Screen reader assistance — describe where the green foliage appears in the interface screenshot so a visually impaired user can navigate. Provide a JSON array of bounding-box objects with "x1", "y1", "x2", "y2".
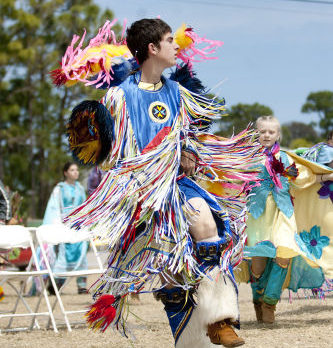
[
  {"x1": 280, "y1": 121, "x2": 318, "y2": 148},
  {"x1": 289, "y1": 138, "x2": 314, "y2": 150},
  {"x1": 215, "y1": 102, "x2": 273, "y2": 137},
  {"x1": 301, "y1": 90, "x2": 333, "y2": 136},
  {"x1": 0, "y1": 0, "x2": 117, "y2": 218}
]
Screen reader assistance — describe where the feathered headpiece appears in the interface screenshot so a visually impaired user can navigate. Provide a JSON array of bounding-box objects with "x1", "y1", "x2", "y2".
[
  {"x1": 174, "y1": 23, "x2": 223, "y2": 69},
  {"x1": 54, "y1": 19, "x2": 223, "y2": 167},
  {"x1": 51, "y1": 19, "x2": 223, "y2": 89}
]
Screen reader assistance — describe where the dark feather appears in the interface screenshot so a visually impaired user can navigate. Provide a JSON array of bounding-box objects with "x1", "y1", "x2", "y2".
[
  {"x1": 169, "y1": 63, "x2": 206, "y2": 94},
  {"x1": 67, "y1": 100, "x2": 113, "y2": 165}
]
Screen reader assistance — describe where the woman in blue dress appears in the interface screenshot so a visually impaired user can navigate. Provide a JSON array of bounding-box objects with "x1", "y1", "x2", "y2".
[{"x1": 43, "y1": 162, "x2": 87, "y2": 293}]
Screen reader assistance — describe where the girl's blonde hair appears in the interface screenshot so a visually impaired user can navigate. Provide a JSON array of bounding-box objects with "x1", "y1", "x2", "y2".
[
  {"x1": 256, "y1": 115, "x2": 282, "y2": 141},
  {"x1": 256, "y1": 115, "x2": 281, "y2": 131}
]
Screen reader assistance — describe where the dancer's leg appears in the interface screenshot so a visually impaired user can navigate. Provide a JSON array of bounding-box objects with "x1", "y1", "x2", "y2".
[
  {"x1": 179, "y1": 197, "x2": 244, "y2": 347},
  {"x1": 176, "y1": 268, "x2": 243, "y2": 348},
  {"x1": 264, "y1": 257, "x2": 289, "y2": 304},
  {"x1": 250, "y1": 257, "x2": 271, "y2": 323},
  {"x1": 261, "y1": 257, "x2": 290, "y2": 324}
]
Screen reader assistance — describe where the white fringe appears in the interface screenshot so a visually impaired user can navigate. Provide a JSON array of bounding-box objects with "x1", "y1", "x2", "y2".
[{"x1": 176, "y1": 267, "x2": 239, "y2": 348}]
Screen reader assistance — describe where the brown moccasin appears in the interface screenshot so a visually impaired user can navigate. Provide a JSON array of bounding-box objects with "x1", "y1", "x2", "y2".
[{"x1": 207, "y1": 320, "x2": 245, "y2": 347}]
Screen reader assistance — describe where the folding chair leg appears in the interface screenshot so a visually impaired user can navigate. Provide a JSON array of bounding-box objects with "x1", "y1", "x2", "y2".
[
  {"x1": 46, "y1": 280, "x2": 64, "y2": 330},
  {"x1": 6, "y1": 281, "x2": 40, "y2": 330},
  {"x1": 90, "y1": 239, "x2": 104, "y2": 271},
  {"x1": 29, "y1": 246, "x2": 58, "y2": 333},
  {"x1": 29, "y1": 290, "x2": 43, "y2": 330},
  {"x1": 41, "y1": 286, "x2": 58, "y2": 333},
  {"x1": 37, "y1": 240, "x2": 72, "y2": 332},
  {"x1": 47, "y1": 277, "x2": 79, "y2": 330},
  {"x1": 48, "y1": 275, "x2": 72, "y2": 331},
  {"x1": 28, "y1": 277, "x2": 58, "y2": 333},
  {"x1": 47, "y1": 283, "x2": 62, "y2": 330},
  {"x1": 6, "y1": 282, "x2": 22, "y2": 330}
]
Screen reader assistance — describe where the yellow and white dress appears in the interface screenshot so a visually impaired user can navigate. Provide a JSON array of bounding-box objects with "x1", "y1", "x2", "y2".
[{"x1": 237, "y1": 149, "x2": 333, "y2": 292}]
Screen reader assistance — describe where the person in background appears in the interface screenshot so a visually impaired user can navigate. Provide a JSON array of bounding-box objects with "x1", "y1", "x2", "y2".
[
  {"x1": 87, "y1": 167, "x2": 105, "y2": 196},
  {"x1": 0, "y1": 179, "x2": 12, "y2": 226},
  {"x1": 43, "y1": 162, "x2": 87, "y2": 294},
  {"x1": 0, "y1": 179, "x2": 12, "y2": 300},
  {"x1": 242, "y1": 116, "x2": 333, "y2": 325},
  {"x1": 327, "y1": 130, "x2": 333, "y2": 147},
  {"x1": 302, "y1": 131, "x2": 333, "y2": 169}
]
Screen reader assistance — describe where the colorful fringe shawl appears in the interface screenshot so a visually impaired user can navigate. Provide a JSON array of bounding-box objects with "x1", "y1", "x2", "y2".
[{"x1": 64, "y1": 84, "x2": 263, "y2": 335}]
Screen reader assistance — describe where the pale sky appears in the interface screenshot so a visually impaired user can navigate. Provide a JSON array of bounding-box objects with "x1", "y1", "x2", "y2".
[{"x1": 98, "y1": 0, "x2": 333, "y2": 126}]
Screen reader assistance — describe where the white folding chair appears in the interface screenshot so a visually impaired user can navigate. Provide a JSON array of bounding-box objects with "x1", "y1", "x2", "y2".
[
  {"x1": 35, "y1": 224, "x2": 105, "y2": 331},
  {"x1": 0, "y1": 225, "x2": 57, "y2": 333}
]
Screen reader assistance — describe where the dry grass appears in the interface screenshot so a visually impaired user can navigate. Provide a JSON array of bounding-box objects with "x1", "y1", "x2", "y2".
[{"x1": 0, "y1": 276, "x2": 332, "y2": 348}]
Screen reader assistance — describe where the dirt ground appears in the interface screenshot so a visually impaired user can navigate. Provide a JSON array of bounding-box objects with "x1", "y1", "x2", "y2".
[{"x1": 0, "y1": 274, "x2": 332, "y2": 348}]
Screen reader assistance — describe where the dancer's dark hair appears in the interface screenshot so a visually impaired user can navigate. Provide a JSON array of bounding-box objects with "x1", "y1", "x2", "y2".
[{"x1": 126, "y1": 18, "x2": 171, "y2": 65}]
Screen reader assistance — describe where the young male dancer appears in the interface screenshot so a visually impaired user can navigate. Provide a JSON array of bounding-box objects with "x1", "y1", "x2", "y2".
[{"x1": 56, "y1": 18, "x2": 263, "y2": 347}]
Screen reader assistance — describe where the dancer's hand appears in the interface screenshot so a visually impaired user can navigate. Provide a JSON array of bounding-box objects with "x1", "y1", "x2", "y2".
[
  {"x1": 317, "y1": 172, "x2": 333, "y2": 182},
  {"x1": 180, "y1": 150, "x2": 196, "y2": 176},
  {"x1": 324, "y1": 172, "x2": 333, "y2": 181}
]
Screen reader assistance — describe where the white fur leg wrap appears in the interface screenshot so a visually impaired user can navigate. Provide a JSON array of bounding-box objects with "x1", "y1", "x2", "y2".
[{"x1": 176, "y1": 267, "x2": 239, "y2": 348}]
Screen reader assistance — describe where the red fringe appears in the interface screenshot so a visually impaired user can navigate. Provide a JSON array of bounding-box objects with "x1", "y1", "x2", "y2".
[
  {"x1": 50, "y1": 68, "x2": 68, "y2": 86},
  {"x1": 271, "y1": 156, "x2": 284, "y2": 175},
  {"x1": 86, "y1": 294, "x2": 116, "y2": 332}
]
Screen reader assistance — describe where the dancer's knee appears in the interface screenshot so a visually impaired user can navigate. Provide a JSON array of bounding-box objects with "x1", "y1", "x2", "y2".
[{"x1": 251, "y1": 257, "x2": 268, "y2": 278}]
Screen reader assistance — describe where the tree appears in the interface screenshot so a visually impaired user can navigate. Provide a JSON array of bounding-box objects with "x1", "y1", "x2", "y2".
[
  {"x1": 301, "y1": 91, "x2": 333, "y2": 136},
  {"x1": 215, "y1": 102, "x2": 273, "y2": 137},
  {"x1": 0, "y1": 0, "x2": 117, "y2": 218},
  {"x1": 289, "y1": 138, "x2": 314, "y2": 150},
  {"x1": 280, "y1": 121, "x2": 318, "y2": 148}
]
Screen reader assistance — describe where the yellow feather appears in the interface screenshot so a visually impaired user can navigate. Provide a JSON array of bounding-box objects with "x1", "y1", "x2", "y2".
[
  {"x1": 174, "y1": 24, "x2": 193, "y2": 51},
  {"x1": 71, "y1": 140, "x2": 101, "y2": 164},
  {"x1": 72, "y1": 44, "x2": 131, "y2": 70},
  {"x1": 65, "y1": 79, "x2": 78, "y2": 87}
]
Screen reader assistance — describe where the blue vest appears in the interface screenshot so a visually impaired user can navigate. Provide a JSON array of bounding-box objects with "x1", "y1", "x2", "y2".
[
  {"x1": 119, "y1": 72, "x2": 181, "y2": 152},
  {"x1": 248, "y1": 151, "x2": 294, "y2": 219}
]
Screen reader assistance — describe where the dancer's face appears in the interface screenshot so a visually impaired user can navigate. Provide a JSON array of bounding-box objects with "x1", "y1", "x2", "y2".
[
  {"x1": 152, "y1": 32, "x2": 179, "y2": 68},
  {"x1": 258, "y1": 120, "x2": 280, "y2": 149},
  {"x1": 64, "y1": 164, "x2": 79, "y2": 181}
]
